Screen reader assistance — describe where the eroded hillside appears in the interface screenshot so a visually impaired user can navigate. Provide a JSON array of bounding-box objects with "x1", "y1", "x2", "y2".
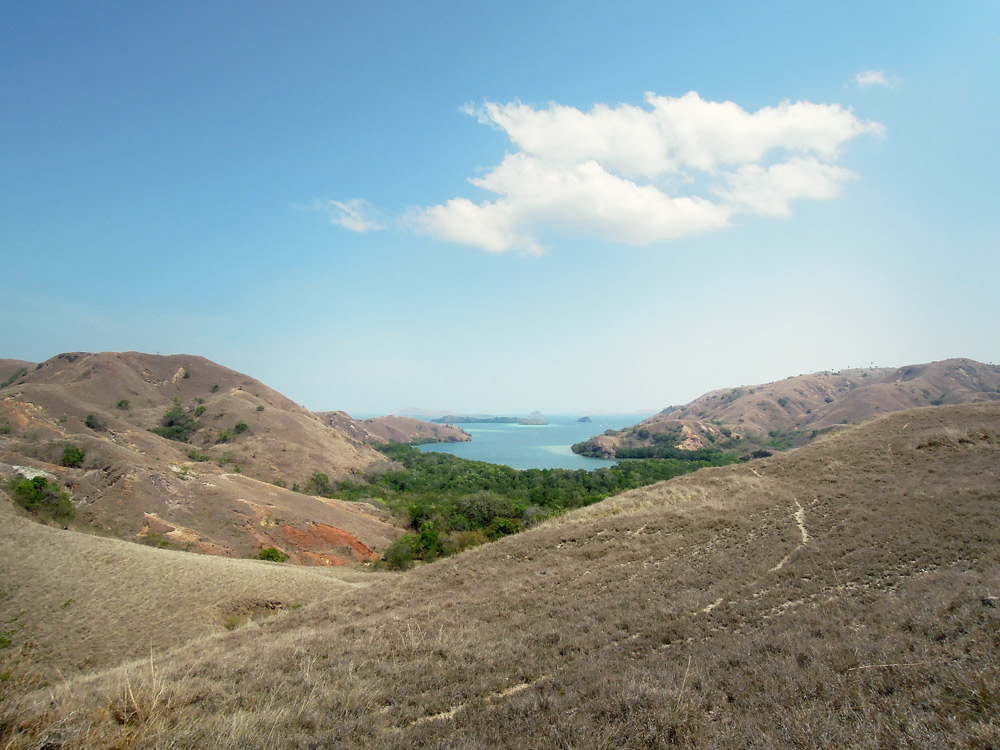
[{"x1": 0, "y1": 351, "x2": 399, "y2": 562}]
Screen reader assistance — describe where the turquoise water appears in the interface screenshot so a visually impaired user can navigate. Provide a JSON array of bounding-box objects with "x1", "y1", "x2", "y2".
[{"x1": 416, "y1": 414, "x2": 652, "y2": 470}]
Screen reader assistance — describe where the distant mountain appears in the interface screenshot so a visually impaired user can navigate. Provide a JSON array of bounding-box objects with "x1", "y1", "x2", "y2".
[
  {"x1": 0, "y1": 351, "x2": 400, "y2": 563},
  {"x1": 315, "y1": 411, "x2": 471, "y2": 445},
  {"x1": 434, "y1": 414, "x2": 549, "y2": 425},
  {"x1": 575, "y1": 358, "x2": 1000, "y2": 458}
]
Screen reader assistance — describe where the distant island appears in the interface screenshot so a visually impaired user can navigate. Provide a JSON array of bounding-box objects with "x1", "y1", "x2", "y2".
[
  {"x1": 577, "y1": 416, "x2": 592, "y2": 423},
  {"x1": 434, "y1": 413, "x2": 549, "y2": 426}
]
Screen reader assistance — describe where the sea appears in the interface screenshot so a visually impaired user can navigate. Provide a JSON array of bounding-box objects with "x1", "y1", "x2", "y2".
[{"x1": 416, "y1": 413, "x2": 653, "y2": 470}]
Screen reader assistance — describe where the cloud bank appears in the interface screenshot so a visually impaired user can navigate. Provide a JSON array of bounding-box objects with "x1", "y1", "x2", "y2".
[{"x1": 340, "y1": 91, "x2": 883, "y2": 252}]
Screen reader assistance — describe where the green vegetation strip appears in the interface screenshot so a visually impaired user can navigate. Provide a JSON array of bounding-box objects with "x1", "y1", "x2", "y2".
[
  {"x1": 331, "y1": 443, "x2": 736, "y2": 569},
  {"x1": 9, "y1": 476, "x2": 75, "y2": 523}
]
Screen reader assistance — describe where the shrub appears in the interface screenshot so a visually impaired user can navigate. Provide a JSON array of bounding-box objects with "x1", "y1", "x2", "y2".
[
  {"x1": 256, "y1": 405, "x2": 264, "y2": 412},
  {"x1": 84, "y1": 414, "x2": 103, "y2": 431},
  {"x1": 257, "y1": 547, "x2": 287, "y2": 563},
  {"x1": 216, "y1": 429, "x2": 232, "y2": 444},
  {"x1": 0, "y1": 424, "x2": 11, "y2": 435},
  {"x1": 211, "y1": 384, "x2": 220, "y2": 393},
  {"x1": 0, "y1": 368, "x2": 27, "y2": 389},
  {"x1": 486, "y1": 517, "x2": 522, "y2": 541},
  {"x1": 443, "y1": 530, "x2": 488, "y2": 555},
  {"x1": 382, "y1": 534, "x2": 418, "y2": 570},
  {"x1": 116, "y1": 399, "x2": 129, "y2": 410},
  {"x1": 419, "y1": 521, "x2": 442, "y2": 561},
  {"x1": 187, "y1": 449, "x2": 210, "y2": 462},
  {"x1": 194, "y1": 405, "x2": 206, "y2": 417},
  {"x1": 61, "y1": 446, "x2": 86, "y2": 468},
  {"x1": 149, "y1": 399, "x2": 200, "y2": 443},
  {"x1": 11, "y1": 475, "x2": 75, "y2": 522},
  {"x1": 309, "y1": 472, "x2": 333, "y2": 495},
  {"x1": 233, "y1": 421, "x2": 248, "y2": 434}
]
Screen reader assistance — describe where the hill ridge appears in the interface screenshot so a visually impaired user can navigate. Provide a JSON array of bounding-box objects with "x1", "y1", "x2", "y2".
[
  {"x1": 575, "y1": 357, "x2": 1000, "y2": 457},
  {"x1": 0, "y1": 350, "x2": 400, "y2": 563}
]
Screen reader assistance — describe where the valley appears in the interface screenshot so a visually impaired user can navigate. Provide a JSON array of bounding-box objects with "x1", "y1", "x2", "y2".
[{"x1": 1, "y1": 353, "x2": 998, "y2": 747}]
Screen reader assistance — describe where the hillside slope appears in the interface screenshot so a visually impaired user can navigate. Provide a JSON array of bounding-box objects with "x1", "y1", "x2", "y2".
[
  {"x1": 0, "y1": 352, "x2": 399, "y2": 562},
  {"x1": 576, "y1": 358, "x2": 1000, "y2": 457},
  {"x1": 315, "y1": 411, "x2": 471, "y2": 445},
  {"x1": 0, "y1": 495, "x2": 385, "y2": 678},
  {"x1": 4, "y1": 402, "x2": 997, "y2": 748}
]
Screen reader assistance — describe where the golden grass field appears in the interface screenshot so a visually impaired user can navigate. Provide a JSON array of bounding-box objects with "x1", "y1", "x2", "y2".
[{"x1": 2, "y1": 402, "x2": 998, "y2": 748}]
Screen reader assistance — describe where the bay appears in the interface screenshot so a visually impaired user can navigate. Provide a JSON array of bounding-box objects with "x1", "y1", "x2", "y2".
[{"x1": 416, "y1": 413, "x2": 652, "y2": 470}]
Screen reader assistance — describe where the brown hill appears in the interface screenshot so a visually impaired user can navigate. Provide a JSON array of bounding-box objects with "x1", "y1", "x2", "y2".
[
  {"x1": 0, "y1": 494, "x2": 387, "y2": 678},
  {"x1": 315, "y1": 411, "x2": 471, "y2": 445},
  {"x1": 577, "y1": 358, "x2": 1000, "y2": 457},
  {"x1": 0, "y1": 360, "x2": 33, "y2": 388},
  {"x1": 2, "y1": 402, "x2": 998, "y2": 747},
  {"x1": 0, "y1": 351, "x2": 400, "y2": 563}
]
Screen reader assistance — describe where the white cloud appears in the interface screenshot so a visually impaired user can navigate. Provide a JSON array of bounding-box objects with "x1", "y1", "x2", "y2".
[
  {"x1": 411, "y1": 197, "x2": 540, "y2": 253},
  {"x1": 315, "y1": 199, "x2": 384, "y2": 232},
  {"x1": 714, "y1": 157, "x2": 857, "y2": 216},
  {"x1": 468, "y1": 153, "x2": 733, "y2": 244},
  {"x1": 855, "y1": 70, "x2": 898, "y2": 88},
  {"x1": 473, "y1": 92, "x2": 880, "y2": 177},
  {"x1": 343, "y1": 91, "x2": 883, "y2": 253}
]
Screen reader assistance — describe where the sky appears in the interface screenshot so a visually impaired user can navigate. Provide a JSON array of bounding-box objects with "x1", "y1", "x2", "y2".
[{"x1": 2, "y1": 1, "x2": 998, "y2": 415}]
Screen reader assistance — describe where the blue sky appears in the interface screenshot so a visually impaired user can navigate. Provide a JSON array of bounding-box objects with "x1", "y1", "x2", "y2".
[{"x1": 2, "y1": 1, "x2": 997, "y2": 414}]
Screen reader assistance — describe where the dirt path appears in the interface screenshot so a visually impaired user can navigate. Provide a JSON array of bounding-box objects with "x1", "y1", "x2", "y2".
[{"x1": 769, "y1": 499, "x2": 809, "y2": 572}]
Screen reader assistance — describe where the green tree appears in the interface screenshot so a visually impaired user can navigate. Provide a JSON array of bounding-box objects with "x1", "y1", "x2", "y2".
[
  {"x1": 382, "y1": 534, "x2": 418, "y2": 570},
  {"x1": 419, "y1": 521, "x2": 443, "y2": 561},
  {"x1": 61, "y1": 446, "x2": 86, "y2": 468},
  {"x1": 12, "y1": 476, "x2": 75, "y2": 522},
  {"x1": 309, "y1": 472, "x2": 333, "y2": 495},
  {"x1": 257, "y1": 547, "x2": 287, "y2": 562},
  {"x1": 149, "y1": 398, "x2": 200, "y2": 442}
]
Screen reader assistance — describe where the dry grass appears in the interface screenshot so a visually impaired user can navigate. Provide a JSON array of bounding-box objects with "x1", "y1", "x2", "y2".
[
  {"x1": 0, "y1": 497, "x2": 386, "y2": 678},
  {"x1": 1, "y1": 402, "x2": 998, "y2": 748}
]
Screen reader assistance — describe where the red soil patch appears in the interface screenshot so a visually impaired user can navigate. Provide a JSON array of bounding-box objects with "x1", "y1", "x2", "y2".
[{"x1": 257, "y1": 522, "x2": 378, "y2": 566}]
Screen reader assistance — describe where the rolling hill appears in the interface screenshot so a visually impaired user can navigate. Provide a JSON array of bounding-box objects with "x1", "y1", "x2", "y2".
[
  {"x1": 575, "y1": 358, "x2": 1000, "y2": 458},
  {"x1": 2, "y1": 401, "x2": 997, "y2": 747},
  {"x1": 0, "y1": 351, "x2": 401, "y2": 563},
  {"x1": 315, "y1": 411, "x2": 471, "y2": 445}
]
